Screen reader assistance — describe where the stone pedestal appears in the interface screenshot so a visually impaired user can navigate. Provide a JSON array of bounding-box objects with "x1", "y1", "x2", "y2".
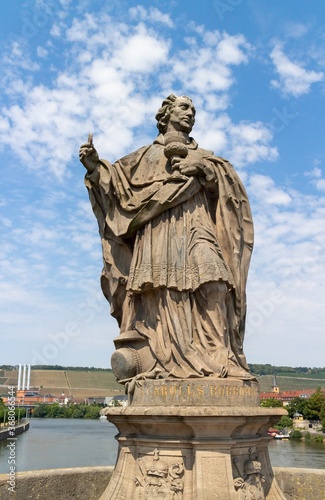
[{"x1": 100, "y1": 379, "x2": 287, "y2": 499}]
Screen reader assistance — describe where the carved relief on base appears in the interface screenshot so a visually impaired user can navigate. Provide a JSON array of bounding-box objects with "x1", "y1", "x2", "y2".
[
  {"x1": 233, "y1": 449, "x2": 265, "y2": 500},
  {"x1": 135, "y1": 448, "x2": 184, "y2": 499}
]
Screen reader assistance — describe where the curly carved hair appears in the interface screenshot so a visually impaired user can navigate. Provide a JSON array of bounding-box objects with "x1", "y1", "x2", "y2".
[{"x1": 155, "y1": 94, "x2": 195, "y2": 134}]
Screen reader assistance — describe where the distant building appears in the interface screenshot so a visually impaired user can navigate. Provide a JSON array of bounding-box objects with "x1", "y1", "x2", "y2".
[
  {"x1": 87, "y1": 397, "x2": 106, "y2": 405},
  {"x1": 2, "y1": 390, "x2": 58, "y2": 405},
  {"x1": 107, "y1": 395, "x2": 128, "y2": 407},
  {"x1": 86, "y1": 395, "x2": 128, "y2": 406},
  {"x1": 260, "y1": 386, "x2": 323, "y2": 406},
  {"x1": 292, "y1": 411, "x2": 310, "y2": 430}
]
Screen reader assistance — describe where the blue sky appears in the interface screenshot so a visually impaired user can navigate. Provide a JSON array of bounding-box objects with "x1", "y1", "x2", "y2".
[{"x1": 1, "y1": 0, "x2": 325, "y2": 369}]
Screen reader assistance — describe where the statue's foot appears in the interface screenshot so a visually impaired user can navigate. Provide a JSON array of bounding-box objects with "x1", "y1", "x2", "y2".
[{"x1": 227, "y1": 365, "x2": 255, "y2": 380}]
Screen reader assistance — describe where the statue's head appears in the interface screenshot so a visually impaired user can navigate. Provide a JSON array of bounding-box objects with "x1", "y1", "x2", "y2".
[{"x1": 155, "y1": 94, "x2": 196, "y2": 134}]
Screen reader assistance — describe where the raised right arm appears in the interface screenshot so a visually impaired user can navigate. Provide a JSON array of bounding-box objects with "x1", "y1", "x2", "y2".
[{"x1": 79, "y1": 133, "x2": 100, "y2": 173}]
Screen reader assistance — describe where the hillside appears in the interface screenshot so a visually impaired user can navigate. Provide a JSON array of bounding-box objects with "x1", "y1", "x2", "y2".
[
  {"x1": 1, "y1": 366, "x2": 324, "y2": 399},
  {"x1": 0, "y1": 368, "x2": 123, "y2": 399},
  {"x1": 257, "y1": 374, "x2": 325, "y2": 392}
]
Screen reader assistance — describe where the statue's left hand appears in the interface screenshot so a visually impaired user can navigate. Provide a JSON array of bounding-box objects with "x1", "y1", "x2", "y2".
[{"x1": 171, "y1": 157, "x2": 205, "y2": 177}]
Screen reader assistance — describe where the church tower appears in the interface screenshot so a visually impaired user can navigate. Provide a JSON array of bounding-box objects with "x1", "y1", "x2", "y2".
[{"x1": 271, "y1": 373, "x2": 280, "y2": 394}]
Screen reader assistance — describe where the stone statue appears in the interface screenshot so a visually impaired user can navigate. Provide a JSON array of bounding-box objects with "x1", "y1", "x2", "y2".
[{"x1": 79, "y1": 94, "x2": 254, "y2": 387}]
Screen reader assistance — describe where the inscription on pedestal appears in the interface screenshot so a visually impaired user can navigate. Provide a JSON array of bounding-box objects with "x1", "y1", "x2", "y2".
[{"x1": 131, "y1": 379, "x2": 259, "y2": 407}]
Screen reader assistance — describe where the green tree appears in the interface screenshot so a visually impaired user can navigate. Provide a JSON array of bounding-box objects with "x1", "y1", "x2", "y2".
[
  {"x1": 15, "y1": 408, "x2": 26, "y2": 420},
  {"x1": 84, "y1": 405, "x2": 100, "y2": 419},
  {"x1": 30, "y1": 402, "x2": 103, "y2": 419},
  {"x1": 72, "y1": 407, "x2": 84, "y2": 418},
  {"x1": 276, "y1": 415, "x2": 293, "y2": 430},
  {"x1": 260, "y1": 398, "x2": 283, "y2": 408},
  {"x1": 289, "y1": 429, "x2": 303, "y2": 440},
  {"x1": 286, "y1": 397, "x2": 308, "y2": 418},
  {"x1": 0, "y1": 408, "x2": 6, "y2": 421},
  {"x1": 304, "y1": 391, "x2": 325, "y2": 420},
  {"x1": 32, "y1": 403, "x2": 49, "y2": 418},
  {"x1": 47, "y1": 403, "x2": 68, "y2": 418},
  {"x1": 320, "y1": 403, "x2": 325, "y2": 430}
]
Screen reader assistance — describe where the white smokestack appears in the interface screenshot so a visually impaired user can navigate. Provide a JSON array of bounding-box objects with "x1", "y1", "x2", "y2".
[
  {"x1": 27, "y1": 364, "x2": 31, "y2": 390},
  {"x1": 22, "y1": 364, "x2": 27, "y2": 391},
  {"x1": 17, "y1": 364, "x2": 22, "y2": 391}
]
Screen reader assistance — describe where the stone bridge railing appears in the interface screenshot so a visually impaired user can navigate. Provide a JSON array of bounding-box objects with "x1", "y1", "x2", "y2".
[{"x1": 0, "y1": 465, "x2": 324, "y2": 500}]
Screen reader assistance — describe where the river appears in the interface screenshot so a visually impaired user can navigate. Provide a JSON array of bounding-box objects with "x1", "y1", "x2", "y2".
[{"x1": 0, "y1": 418, "x2": 324, "y2": 474}]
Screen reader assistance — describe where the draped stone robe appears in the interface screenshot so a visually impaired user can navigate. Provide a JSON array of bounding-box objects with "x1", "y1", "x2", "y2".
[{"x1": 85, "y1": 134, "x2": 253, "y2": 379}]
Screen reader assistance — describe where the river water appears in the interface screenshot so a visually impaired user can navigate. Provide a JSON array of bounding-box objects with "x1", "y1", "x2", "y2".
[{"x1": 0, "y1": 418, "x2": 324, "y2": 474}]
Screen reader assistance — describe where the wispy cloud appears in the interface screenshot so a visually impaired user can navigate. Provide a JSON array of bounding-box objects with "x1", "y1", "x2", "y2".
[
  {"x1": 270, "y1": 42, "x2": 324, "y2": 97},
  {"x1": 129, "y1": 5, "x2": 174, "y2": 27}
]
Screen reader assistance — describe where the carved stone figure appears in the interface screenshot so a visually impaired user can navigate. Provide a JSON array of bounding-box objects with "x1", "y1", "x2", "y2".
[
  {"x1": 135, "y1": 449, "x2": 184, "y2": 499},
  {"x1": 233, "y1": 451, "x2": 265, "y2": 499},
  {"x1": 79, "y1": 94, "x2": 254, "y2": 386}
]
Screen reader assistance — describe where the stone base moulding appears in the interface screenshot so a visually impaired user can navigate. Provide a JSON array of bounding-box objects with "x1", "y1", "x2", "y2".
[{"x1": 100, "y1": 405, "x2": 287, "y2": 499}]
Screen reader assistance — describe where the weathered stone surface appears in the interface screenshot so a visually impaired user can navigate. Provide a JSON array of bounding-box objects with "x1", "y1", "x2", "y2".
[
  {"x1": 273, "y1": 467, "x2": 325, "y2": 500},
  {"x1": 1, "y1": 466, "x2": 324, "y2": 500},
  {"x1": 99, "y1": 406, "x2": 287, "y2": 499},
  {"x1": 130, "y1": 377, "x2": 260, "y2": 407},
  {"x1": 80, "y1": 94, "x2": 254, "y2": 385},
  {"x1": 0, "y1": 466, "x2": 114, "y2": 500}
]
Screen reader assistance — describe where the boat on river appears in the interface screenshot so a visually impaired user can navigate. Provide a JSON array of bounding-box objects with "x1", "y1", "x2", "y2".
[{"x1": 274, "y1": 432, "x2": 290, "y2": 440}]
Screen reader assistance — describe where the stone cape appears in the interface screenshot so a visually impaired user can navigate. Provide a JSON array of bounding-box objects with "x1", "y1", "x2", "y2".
[{"x1": 85, "y1": 135, "x2": 254, "y2": 380}]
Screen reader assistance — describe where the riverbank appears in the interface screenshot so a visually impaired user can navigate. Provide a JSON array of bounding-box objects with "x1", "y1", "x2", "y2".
[
  {"x1": 0, "y1": 465, "x2": 324, "y2": 500},
  {"x1": 0, "y1": 421, "x2": 29, "y2": 441}
]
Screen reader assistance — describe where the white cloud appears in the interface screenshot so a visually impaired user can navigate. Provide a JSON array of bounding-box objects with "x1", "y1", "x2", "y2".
[
  {"x1": 36, "y1": 46, "x2": 48, "y2": 58},
  {"x1": 2, "y1": 41, "x2": 40, "y2": 84},
  {"x1": 194, "y1": 114, "x2": 278, "y2": 168},
  {"x1": 270, "y1": 42, "x2": 324, "y2": 96},
  {"x1": 249, "y1": 174, "x2": 292, "y2": 206},
  {"x1": 305, "y1": 166, "x2": 322, "y2": 178},
  {"x1": 215, "y1": 34, "x2": 251, "y2": 65},
  {"x1": 170, "y1": 31, "x2": 251, "y2": 94},
  {"x1": 129, "y1": 6, "x2": 174, "y2": 27},
  {"x1": 0, "y1": 13, "x2": 273, "y2": 180},
  {"x1": 243, "y1": 175, "x2": 325, "y2": 365},
  {"x1": 304, "y1": 166, "x2": 325, "y2": 191},
  {"x1": 111, "y1": 25, "x2": 170, "y2": 73},
  {"x1": 314, "y1": 179, "x2": 325, "y2": 191}
]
